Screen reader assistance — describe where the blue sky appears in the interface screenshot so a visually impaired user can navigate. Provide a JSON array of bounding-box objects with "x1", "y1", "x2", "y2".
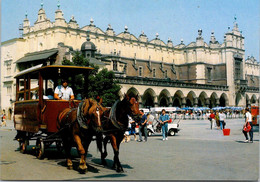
[{"x1": 1, "y1": 0, "x2": 259, "y2": 60}]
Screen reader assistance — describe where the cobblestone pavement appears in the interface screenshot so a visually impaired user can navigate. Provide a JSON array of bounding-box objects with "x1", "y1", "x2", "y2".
[{"x1": 0, "y1": 118, "x2": 259, "y2": 181}]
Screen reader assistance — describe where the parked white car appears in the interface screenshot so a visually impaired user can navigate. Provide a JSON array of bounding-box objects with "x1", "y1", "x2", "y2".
[{"x1": 135, "y1": 113, "x2": 181, "y2": 136}]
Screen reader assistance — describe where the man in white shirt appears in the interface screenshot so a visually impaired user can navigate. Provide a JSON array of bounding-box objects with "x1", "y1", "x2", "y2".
[
  {"x1": 243, "y1": 108, "x2": 253, "y2": 143},
  {"x1": 54, "y1": 79, "x2": 74, "y2": 101}
]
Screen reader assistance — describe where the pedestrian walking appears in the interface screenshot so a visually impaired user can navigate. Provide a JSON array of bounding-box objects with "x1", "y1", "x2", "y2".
[
  {"x1": 137, "y1": 110, "x2": 148, "y2": 142},
  {"x1": 215, "y1": 111, "x2": 220, "y2": 129},
  {"x1": 242, "y1": 107, "x2": 253, "y2": 143},
  {"x1": 159, "y1": 109, "x2": 170, "y2": 141},
  {"x1": 209, "y1": 111, "x2": 215, "y2": 129},
  {"x1": 219, "y1": 110, "x2": 225, "y2": 130},
  {"x1": 129, "y1": 116, "x2": 137, "y2": 141}
]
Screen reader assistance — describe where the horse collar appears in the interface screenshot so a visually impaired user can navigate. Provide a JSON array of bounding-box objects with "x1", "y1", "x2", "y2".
[
  {"x1": 109, "y1": 100, "x2": 125, "y2": 130},
  {"x1": 77, "y1": 101, "x2": 89, "y2": 129}
]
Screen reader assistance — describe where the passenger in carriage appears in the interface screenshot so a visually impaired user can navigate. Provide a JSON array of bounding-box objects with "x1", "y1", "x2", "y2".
[
  {"x1": 54, "y1": 79, "x2": 74, "y2": 101},
  {"x1": 43, "y1": 88, "x2": 54, "y2": 100}
]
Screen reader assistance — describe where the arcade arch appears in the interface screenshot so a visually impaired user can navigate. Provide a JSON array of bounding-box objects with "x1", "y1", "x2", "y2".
[
  {"x1": 250, "y1": 94, "x2": 257, "y2": 105},
  {"x1": 172, "y1": 90, "x2": 184, "y2": 107},
  {"x1": 219, "y1": 93, "x2": 228, "y2": 107},
  {"x1": 198, "y1": 91, "x2": 209, "y2": 107},
  {"x1": 235, "y1": 93, "x2": 243, "y2": 106},
  {"x1": 209, "y1": 92, "x2": 218, "y2": 108},
  {"x1": 159, "y1": 89, "x2": 171, "y2": 107},
  {"x1": 142, "y1": 88, "x2": 156, "y2": 108},
  {"x1": 186, "y1": 91, "x2": 196, "y2": 107},
  {"x1": 126, "y1": 87, "x2": 139, "y2": 97}
]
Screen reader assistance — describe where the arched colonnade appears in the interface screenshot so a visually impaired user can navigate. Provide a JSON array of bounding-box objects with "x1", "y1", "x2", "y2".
[{"x1": 120, "y1": 86, "x2": 259, "y2": 108}]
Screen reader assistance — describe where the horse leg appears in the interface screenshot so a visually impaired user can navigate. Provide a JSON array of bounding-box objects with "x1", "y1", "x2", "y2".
[
  {"x1": 73, "y1": 134, "x2": 87, "y2": 172},
  {"x1": 61, "y1": 135, "x2": 73, "y2": 170},
  {"x1": 101, "y1": 135, "x2": 109, "y2": 166},
  {"x1": 110, "y1": 134, "x2": 124, "y2": 172},
  {"x1": 95, "y1": 133, "x2": 105, "y2": 165}
]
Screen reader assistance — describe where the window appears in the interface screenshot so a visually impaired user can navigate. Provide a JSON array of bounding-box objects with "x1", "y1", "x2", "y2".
[
  {"x1": 139, "y1": 66, "x2": 143, "y2": 77},
  {"x1": 6, "y1": 62, "x2": 11, "y2": 75},
  {"x1": 234, "y1": 59, "x2": 242, "y2": 80},
  {"x1": 153, "y1": 68, "x2": 156, "y2": 78},
  {"x1": 7, "y1": 86, "x2": 12, "y2": 96},
  {"x1": 4, "y1": 60, "x2": 12, "y2": 76},
  {"x1": 207, "y1": 68, "x2": 212, "y2": 82},
  {"x1": 113, "y1": 60, "x2": 118, "y2": 71},
  {"x1": 165, "y1": 70, "x2": 168, "y2": 79}
]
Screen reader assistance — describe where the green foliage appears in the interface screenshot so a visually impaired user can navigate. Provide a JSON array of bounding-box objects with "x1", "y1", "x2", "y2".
[
  {"x1": 88, "y1": 68, "x2": 121, "y2": 107},
  {"x1": 62, "y1": 51, "x2": 121, "y2": 106}
]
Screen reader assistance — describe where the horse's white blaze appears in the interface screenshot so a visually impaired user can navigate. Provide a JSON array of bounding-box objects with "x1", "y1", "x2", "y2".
[{"x1": 96, "y1": 108, "x2": 101, "y2": 127}]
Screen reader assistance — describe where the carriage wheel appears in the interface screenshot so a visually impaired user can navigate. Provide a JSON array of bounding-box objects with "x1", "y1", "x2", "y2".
[
  {"x1": 36, "y1": 138, "x2": 45, "y2": 159},
  {"x1": 20, "y1": 139, "x2": 29, "y2": 154}
]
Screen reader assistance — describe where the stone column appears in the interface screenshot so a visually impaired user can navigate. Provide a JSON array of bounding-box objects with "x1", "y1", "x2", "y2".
[
  {"x1": 215, "y1": 98, "x2": 220, "y2": 107},
  {"x1": 194, "y1": 97, "x2": 198, "y2": 107},
  {"x1": 154, "y1": 96, "x2": 159, "y2": 107},
  {"x1": 205, "y1": 98, "x2": 210, "y2": 107},
  {"x1": 181, "y1": 97, "x2": 186, "y2": 108},
  {"x1": 139, "y1": 95, "x2": 143, "y2": 108},
  {"x1": 168, "y1": 97, "x2": 173, "y2": 107}
]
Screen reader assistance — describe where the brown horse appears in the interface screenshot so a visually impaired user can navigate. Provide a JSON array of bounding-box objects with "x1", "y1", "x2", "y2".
[
  {"x1": 100, "y1": 94, "x2": 142, "y2": 172},
  {"x1": 57, "y1": 98, "x2": 107, "y2": 173}
]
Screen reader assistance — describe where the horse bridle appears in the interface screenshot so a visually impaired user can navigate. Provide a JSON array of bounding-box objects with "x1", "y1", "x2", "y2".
[{"x1": 77, "y1": 99, "x2": 104, "y2": 130}]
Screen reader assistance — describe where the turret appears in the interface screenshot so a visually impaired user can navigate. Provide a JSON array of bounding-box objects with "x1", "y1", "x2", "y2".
[
  {"x1": 196, "y1": 29, "x2": 204, "y2": 47},
  {"x1": 167, "y1": 37, "x2": 173, "y2": 47},
  {"x1": 138, "y1": 31, "x2": 148, "y2": 42},
  {"x1": 224, "y1": 16, "x2": 244, "y2": 49},
  {"x1": 54, "y1": 3, "x2": 67, "y2": 27},
  {"x1": 81, "y1": 34, "x2": 97, "y2": 58},
  {"x1": 23, "y1": 12, "x2": 30, "y2": 34},
  {"x1": 106, "y1": 24, "x2": 115, "y2": 36},
  {"x1": 68, "y1": 15, "x2": 79, "y2": 29}
]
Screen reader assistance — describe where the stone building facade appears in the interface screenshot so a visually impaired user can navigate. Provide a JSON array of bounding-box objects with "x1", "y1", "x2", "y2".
[{"x1": 1, "y1": 5, "x2": 259, "y2": 118}]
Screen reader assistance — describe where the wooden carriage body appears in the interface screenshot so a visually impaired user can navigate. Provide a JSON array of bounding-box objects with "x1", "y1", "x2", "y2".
[{"x1": 14, "y1": 65, "x2": 92, "y2": 134}]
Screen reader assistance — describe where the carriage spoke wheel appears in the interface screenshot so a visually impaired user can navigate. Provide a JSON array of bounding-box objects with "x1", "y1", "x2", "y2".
[
  {"x1": 20, "y1": 139, "x2": 29, "y2": 154},
  {"x1": 36, "y1": 138, "x2": 45, "y2": 159}
]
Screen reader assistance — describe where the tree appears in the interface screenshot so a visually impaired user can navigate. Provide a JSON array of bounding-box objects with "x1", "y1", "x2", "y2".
[{"x1": 62, "y1": 51, "x2": 121, "y2": 107}]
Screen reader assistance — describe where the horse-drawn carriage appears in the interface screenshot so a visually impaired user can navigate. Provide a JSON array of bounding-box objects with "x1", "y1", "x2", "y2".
[
  {"x1": 13, "y1": 64, "x2": 142, "y2": 172},
  {"x1": 14, "y1": 64, "x2": 93, "y2": 158}
]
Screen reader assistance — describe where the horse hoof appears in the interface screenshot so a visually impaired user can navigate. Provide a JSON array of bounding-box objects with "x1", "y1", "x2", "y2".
[
  {"x1": 101, "y1": 160, "x2": 107, "y2": 166},
  {"x1": 78, "y1": 163, "x2": 87, "y2": 172},
  {"x1": 116, "y1": 168, "x2": 124, "y2": 173}
]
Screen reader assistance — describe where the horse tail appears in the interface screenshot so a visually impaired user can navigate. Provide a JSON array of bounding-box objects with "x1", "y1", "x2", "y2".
[{"x1": 95, "y1": 133, "x2": 103, "y2": 154}]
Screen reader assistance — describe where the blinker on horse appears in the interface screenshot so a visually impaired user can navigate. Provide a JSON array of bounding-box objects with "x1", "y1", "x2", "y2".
[{"x1": 57, "y1": 98, "x2": 106, "y2": 173}]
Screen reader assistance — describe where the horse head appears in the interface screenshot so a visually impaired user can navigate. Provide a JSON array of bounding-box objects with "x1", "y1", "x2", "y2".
[
  {"x1": 123, "y1": 94, "x2": 142, "y2": 123},
  {"x1": 82, "y1": 98, "x2": 106, "y2": 132}
]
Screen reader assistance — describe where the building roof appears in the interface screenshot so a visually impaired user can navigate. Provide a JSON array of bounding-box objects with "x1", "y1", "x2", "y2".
[{"x1": 16, "y1": 49, "x2": 58, "y2": 63}]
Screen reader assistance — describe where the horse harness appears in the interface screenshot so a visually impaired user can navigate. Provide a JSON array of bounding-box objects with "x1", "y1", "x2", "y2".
[
  {"x1": 106, "y1": 100, "x2": 127, "y2": 131},
  {"x1": 77, "y1": 101, "x2": 89, "y2": 129}
]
